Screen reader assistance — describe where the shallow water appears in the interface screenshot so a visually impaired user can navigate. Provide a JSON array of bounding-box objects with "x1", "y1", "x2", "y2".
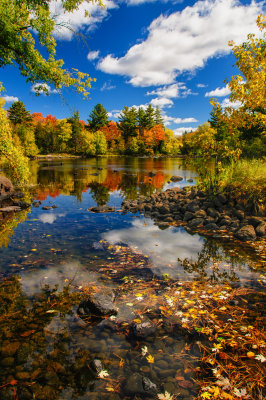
[{"x1": 0, "y1": 157, "x2": 264, "y2": 400}]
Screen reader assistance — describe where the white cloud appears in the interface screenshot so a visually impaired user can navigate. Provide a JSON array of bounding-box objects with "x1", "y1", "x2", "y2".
[
  {"x1": 197, "y1": 83, "x2": 207, "y2": 88},
  {"x1": 31, "y1": 83, "x2": 59, "y2": 95},
  {"x1": 125, "y1": 0, "x2": 184, "y2": 5},
  {"x1": 221, "y1": 97, "x2": 241, "y2": 109},
  {"x1": 146, "y1": 83, "x2": 188, "y2": 98},
  {"x1": 150, "y1": 97, "x2": 173, "y2": 108},
  {"x1": 101, "y1": 81, "x2": 116, "y2": 91},
  {"x1": 87, "y1": 50, "x2": 100, "y2": 61},
  {"x1": 50, "y1": 0, "x2": 117, "y2": 40},
  {"x1": 163, "y1": 114, "x2": 198, "y2": 125},
  {"x1": 174, "y1": 127, "x2": 197, "y2": 136},
  {"x1": 98, "y1": 0, "x2": 263, "y2": 87},
  {"x1": 205, "y1": 85, "x2": 230, "y2": 97},
  {"x1": 2, "y1": 95, "x2": 18, "y2": 103}
]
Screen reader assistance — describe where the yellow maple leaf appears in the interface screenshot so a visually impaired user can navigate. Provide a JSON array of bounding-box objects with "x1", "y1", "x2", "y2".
[{"x1": 146, "y1": 355, "x2": 154, "y2": 363}]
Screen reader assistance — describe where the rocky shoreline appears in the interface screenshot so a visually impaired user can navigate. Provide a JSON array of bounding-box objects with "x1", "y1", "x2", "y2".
[{"x1": 121, "y1": 185, "x2": 266, "y2": 242}]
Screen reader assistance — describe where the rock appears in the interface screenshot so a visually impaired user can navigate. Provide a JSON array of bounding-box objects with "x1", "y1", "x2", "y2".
[
  {"x1": 1, "y1": 341, "x2": 20, "y2": 356},
  {"x1": 186, "y1": 201, "x2": 200, "y2": 213},
  {"x1": 207, "y1": 207, "x2": 220, "y2": 218},
  {"x1": 187, "y1": 178, "x2": 194, "y2": 183},
  {"x1": 256, "y1": 222, "x2": 266, "y2": 237},
  {"x1": 235, "y1": 225, "x2": 256, "y2": 241},
  {"x1": 170, "y1": 176, "x2": 183, "y2": 182},
  {"x1": 232, "y1": 209, "x2": 245, "y2": 220},
  {"x1": 194, "y1": 209, "x2": 207, "y2": 219},
  {"x1": 78, "y1": 290, "x2": 118, "y2": 317},
  {"x1": 188, "y1": 218, "x2": 204, "y2": 228},
  {"x1": 183, "y1": 211, "x2": 194, "y2": 221},
  {"x1": 12, "y1": 201, "x2": 31, "y2": 209},
  {"x1": 217, "y1": 194, "x2": 227, "y2": 204},
  {"x1": 218, "y1": 216, "x2": 232, "y2": 226},
  {"x1": 124, "y1": 373, "x2": 157, "y2": 396},
  {"x1": 248, "y1": 216, "x2": 264, "y2": 228},
  {"x1": 90, "y1": 359, "x2": 103, "y2": 374},
  {"x1": 131, "y1": 319, "x2": 156, "y2": 339},
  {"x1": 88, "y1": 205, "x2": 115, "y2": 213},
  {"x1": 32, "y1": 200, "x2": 42, "y2": 207},
  {"x1": 42, "y1": 206, "x2": 53, "y2": 210},
  {"x1": 0, "y1": 176, "x2": 14, "y2": 196},
  {"x1": 204, "y1": 223, "x2": 219, "y2": 231},
  {"x1": 0, "y1": 206, "x2": 21, "y2": 213}
]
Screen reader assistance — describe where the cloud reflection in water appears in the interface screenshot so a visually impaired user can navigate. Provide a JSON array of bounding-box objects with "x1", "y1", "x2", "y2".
[{"x1": 103, "y1": 219, "x2": 204, "y2": 279}]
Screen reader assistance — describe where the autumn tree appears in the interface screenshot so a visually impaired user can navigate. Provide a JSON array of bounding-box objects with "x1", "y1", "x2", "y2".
[
  {"x1": 0, "y1": 0, "x2": 102, "y2": 96},
  {"x1": 101, "y1": 121, "x2": 120, "y2": 150},
  {"x1": 210, "y1": 14, "x2": 266, "y2": 155},
  {"x1": 55, "y1": 120, "x2": 72, "y2": 153},
  {"x1": 88, "y1": 103, "x2": 109, "y2": 132},
  {"x1": 0, "y1": 99, "x2": 29, "y2": 182},
  {"x1": 7, "y1": 101, "x2": 32, "y2": 125}
]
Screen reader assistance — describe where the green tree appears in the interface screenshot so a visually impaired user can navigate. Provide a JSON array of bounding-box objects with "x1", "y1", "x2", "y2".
[
  {"x1": 0, "y1": 0, "x2": 102, "y2": 96},
  {"x1": 0, "y1": 99, "x2": 29, "y2": 182},
  {"x1": 154, "y1": 106, "x2": 164, "y2": 126},
  {"x1": 7, "y1": 101, "x2": 32, "y2": 125},
  {"x1": 118, "y1": 106, "x2": 138, "y2": 142},
  {"x1": 145, "y1": 104, "x2": 156, "y2": 129},
  {"x1": 67, "y1": 111, "x2": 83, "y2": 153},
  {"x1": 88, "y1": 103, "x2": 109, "y2": 132}
]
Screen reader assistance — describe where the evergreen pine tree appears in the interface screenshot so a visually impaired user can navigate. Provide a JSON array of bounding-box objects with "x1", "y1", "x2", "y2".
[
  {"x1": 7, "y1": 101, "x2": 32, "y2": 125},
  {"x1": 154, "y1": 106, "x2": 164, "y2": 126},
  {"x1": 88, "y1": 104, "x2": 109, "y2": 132},
  {"x1": 118, "y1": 106, "x2": 138, "y2": 141},
  {"x1": 145, "y1": 104, "x2": 156, "y2": 129}
]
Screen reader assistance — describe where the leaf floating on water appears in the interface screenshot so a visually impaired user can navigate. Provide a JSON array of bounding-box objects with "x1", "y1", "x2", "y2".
[
  {"x1": 157, "y1": 391, "x2": 174, "y2": 400},
  {"x1": 146, "y1": 354, "x2": 154, "y2": 363},
  {"x1": 46, "y1": 309, "x2": 58, "y2": 314},
  {"x1": 20, "y1": 330, "x2": 36, "y2": 337},
  {"x1": 98, "y1": 369, "x2": 109, "y2": 378}
]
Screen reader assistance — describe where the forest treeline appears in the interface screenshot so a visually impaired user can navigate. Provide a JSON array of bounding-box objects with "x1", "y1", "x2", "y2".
[{"x1": 3, "y1": 102, "x2": 182, "y2": 158}]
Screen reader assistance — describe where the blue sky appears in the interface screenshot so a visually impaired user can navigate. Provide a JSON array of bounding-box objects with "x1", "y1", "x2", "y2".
[{"x1": 1, "y1": 0, "x2": 265, "y2": 135}]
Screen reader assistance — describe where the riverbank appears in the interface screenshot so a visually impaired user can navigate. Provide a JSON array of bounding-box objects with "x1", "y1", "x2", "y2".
[{"x1": 122, "y1": 185, "x2": 266, "y2": 242}]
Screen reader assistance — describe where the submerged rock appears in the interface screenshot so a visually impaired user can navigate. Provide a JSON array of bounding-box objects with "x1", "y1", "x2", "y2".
[
  {"x1": 124, "y1": 373, "x2": 157, "y2": 396},
  {"x1": 131, "y1": 319, "x2": 156, "y2": 339},
  {"x1": 78, "y1": 290, "x2": 118, "y2": 317}
]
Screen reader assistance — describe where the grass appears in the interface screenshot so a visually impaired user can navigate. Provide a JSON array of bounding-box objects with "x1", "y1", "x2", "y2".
[{"x1": 218, "y1": 158, "x2": 266, "y2": 205}]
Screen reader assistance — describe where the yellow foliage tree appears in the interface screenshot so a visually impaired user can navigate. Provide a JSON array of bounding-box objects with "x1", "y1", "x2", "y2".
[
  {"x1": 211, "y1": 15, "x2": 266, "y2": 134},
  {"x1": 0, "y1": 99, "x2": 30, "y2": 183}
]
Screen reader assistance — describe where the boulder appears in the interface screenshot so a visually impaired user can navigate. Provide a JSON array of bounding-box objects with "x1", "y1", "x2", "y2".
[
  {"x1": 124, "y1": 373, "x2": 157, "y2": 397},
  {"x1": 248, "y1": 216, "x2": 264, "y2": 228},
  {"x1": 78, "y1": 290, "x2": 118, "y2": 317},
  {"x1": 12, "y1": 201, "x2": 31, "y2": 209},
  {"x1": 188, "y1": 218, "x2": 204, "y2": 228},
  {"x1": 256, "y1": 222, "x2": 266, "y2": 237},
  {"x1": 131, "y1": 319, "x2": 156, "y2": 339},
  {"x1": 183, "y1": 211, "x2": 194, "y2": 221},
  {"x1": 170, "y1": 176, "x2": 183, "y2": 182},
  {"x1": 88, "y1": 205, "x2": 115, "y2": 213},
  {"x1": 235, "y1": 225, "x2": 256, "y2": 241},
  {"x1": 0, "y1": 176, "x2": 14, "y2": 196},
  {"x1": 194, "y1": 209, "x2": 207, "y2": 219}
]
